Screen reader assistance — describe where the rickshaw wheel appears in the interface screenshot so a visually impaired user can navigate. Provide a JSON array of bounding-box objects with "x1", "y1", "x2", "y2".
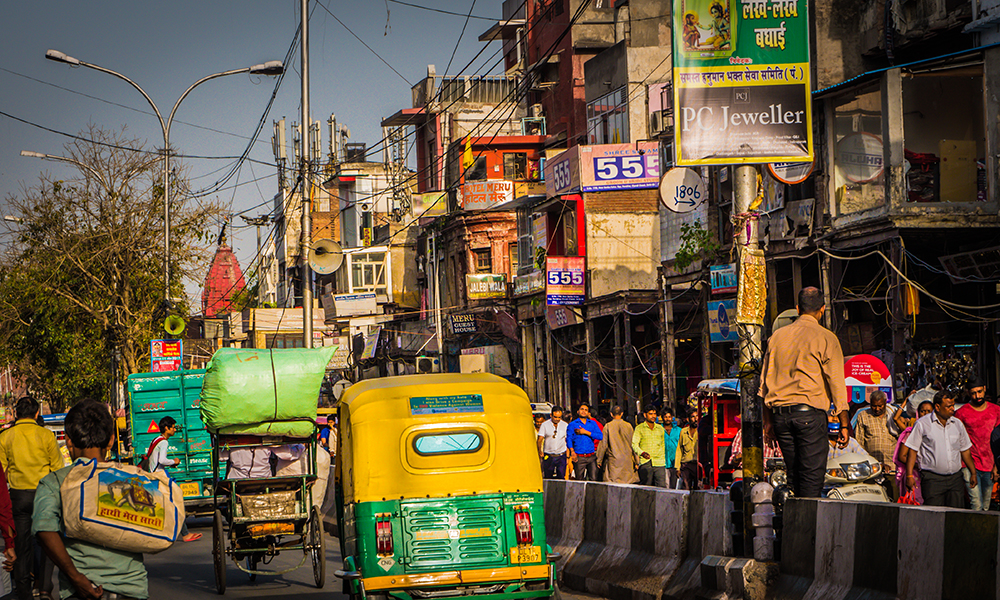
[
  {"x1": 309, "y1": 505, "x2": 326, "y2": 588},
  {"x1": 213, "y1": 509, "x2": 227, "y2": 595}
]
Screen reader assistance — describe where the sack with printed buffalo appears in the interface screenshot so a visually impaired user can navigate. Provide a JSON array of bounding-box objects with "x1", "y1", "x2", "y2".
[{"x1": 60, "y1": 460, "x2": 185, "y2": 553}]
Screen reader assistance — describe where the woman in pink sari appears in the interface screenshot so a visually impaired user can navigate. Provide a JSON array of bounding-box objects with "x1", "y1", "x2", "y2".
[{"x1": 894, "y1": 400, "x2": 933, "y2": 503}]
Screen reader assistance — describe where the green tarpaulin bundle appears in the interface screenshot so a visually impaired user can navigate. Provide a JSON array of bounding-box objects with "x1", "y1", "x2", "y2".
[{"x1": 199, "y1": 347, "x2": 335, "y2": 437}]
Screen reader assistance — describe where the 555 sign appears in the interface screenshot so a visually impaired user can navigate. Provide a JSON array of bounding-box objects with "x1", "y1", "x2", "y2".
[{"x1": 546, "y1": 256, "x2": 586, "y2": 306}]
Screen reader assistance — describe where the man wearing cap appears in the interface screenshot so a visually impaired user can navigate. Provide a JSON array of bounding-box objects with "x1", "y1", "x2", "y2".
[{"x1": 760, "y1": 287, "x2": 850, "y2": 498}]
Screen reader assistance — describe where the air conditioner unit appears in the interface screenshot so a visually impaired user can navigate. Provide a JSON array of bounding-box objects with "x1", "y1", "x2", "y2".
[
  {"x1": 416, "y1": 356, "x2": 440, "y2": 373},
  {"x1": 650, "y1": 111, "x2": 663, "y2": 135}
]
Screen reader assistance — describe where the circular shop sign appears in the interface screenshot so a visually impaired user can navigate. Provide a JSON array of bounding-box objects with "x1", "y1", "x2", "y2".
[
  {"x1": 836, "y1": 132, "x2": 884, "y2": 183},
  {"x1": 767, "y1": 160, "x2": 814, "y2": 185},
  {"x1": 659, "y1": 167, "x2": 706, "y2": 213}
]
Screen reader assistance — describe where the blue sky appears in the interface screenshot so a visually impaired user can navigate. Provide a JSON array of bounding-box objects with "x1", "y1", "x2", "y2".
[{"x1": 1, "y1": 0, "x2": 504, "y2": 305}]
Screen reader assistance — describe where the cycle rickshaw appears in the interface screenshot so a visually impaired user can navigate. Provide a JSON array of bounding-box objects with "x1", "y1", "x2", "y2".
[{"x1": 198, "y1": 347, "x2": 335, "y2": 594}]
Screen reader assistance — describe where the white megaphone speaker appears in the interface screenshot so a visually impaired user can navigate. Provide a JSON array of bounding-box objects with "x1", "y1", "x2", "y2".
[{"x1": 310, "y1": 239, "x2": 344, "y2": 275}]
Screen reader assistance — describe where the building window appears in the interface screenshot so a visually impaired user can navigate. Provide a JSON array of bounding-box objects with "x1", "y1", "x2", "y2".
[
  {"x1": 467, "y1": 156, "x2": 488, "y2": 181},
  {"x1": 264, "y1": 333, "x2": 304, "y2": 348},
  {"x1": 473, "y1": 248, "x2": 492, "y2": 273},
  {"x1": 509, "y1": 242, "x2": 519, "y2": 274},
  {"x1": 587, "y1": 87, "x2": 629, "y2": 145},
  {"x1": 347, "y1": 249, "x2": 389, "y2": 297},
  {"x1": 503, "y1": 152, "x2": 528, "y2": 180},
  {"x1": 832, "y1": 83, "x2": 884, "y2": 216},
  {"x1": 902, "y1": 65, "x2": 985, "y2": 203}
]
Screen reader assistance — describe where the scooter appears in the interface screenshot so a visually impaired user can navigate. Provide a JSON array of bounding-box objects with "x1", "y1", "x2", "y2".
[{"x1": 824, "y1": 451, "x2": 891, "y2": 502}]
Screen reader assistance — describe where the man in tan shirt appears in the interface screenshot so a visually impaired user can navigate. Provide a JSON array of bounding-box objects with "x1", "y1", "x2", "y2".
[{"x1": 760, "y1": 287, "x2": 849, "y2": 498}]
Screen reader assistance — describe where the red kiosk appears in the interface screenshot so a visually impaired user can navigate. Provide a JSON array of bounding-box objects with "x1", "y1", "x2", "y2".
[{"x1": 696, "y1": 379, "x2": 741, "y2": 488}]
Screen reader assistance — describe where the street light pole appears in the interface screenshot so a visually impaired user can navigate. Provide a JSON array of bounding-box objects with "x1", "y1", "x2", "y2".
[
  {"x1": 300, "y1": 0, "x2": 314, "y2": 349},
  {"x1": 45, "y1": 49, "x2": 283, "y2": 304}
]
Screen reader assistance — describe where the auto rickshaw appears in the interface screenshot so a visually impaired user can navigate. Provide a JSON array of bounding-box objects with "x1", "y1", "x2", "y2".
[{"x1": 333, "y1": 373, "x2": 558, "y2": 600}]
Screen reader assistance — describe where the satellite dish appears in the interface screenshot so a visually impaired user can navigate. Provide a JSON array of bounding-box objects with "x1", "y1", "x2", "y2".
[
  {"x1": 163, "y1": 314, "x2": 186, "y2": 336},
  {"x1": 772, "y1": 309, "x2": 799, "y2": 332},
  {"x1": 310, "y1": 239, "x2": 344, "y2": 275}
]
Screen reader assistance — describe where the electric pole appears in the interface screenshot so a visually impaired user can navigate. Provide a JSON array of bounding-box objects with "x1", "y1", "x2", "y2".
[
  {"x1": 241, "y1": 214, "x2": 271, "y2": 307},
  {"x1": 734, "y1": 165, "x2": 765, "y2": 558}
]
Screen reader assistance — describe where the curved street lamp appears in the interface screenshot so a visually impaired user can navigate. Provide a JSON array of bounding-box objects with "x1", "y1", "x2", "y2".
[{"x1": 45, "y1": 49, "x2": 284, "y2": 302}]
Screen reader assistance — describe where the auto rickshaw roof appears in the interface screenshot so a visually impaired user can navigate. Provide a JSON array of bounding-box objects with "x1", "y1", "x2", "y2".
[
  {"x1": 697, "y1": 378, "x2": 740, "y2": 395},
  {"x1": 339, "y1": 372, "x2": 522, "y2": 412}
]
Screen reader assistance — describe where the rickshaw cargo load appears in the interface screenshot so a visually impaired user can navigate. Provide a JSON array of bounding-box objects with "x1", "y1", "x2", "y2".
[
  {"x1": 60, "y1": 460, "x2": 186, "y2": 554},
  {"x1": 239, "y1": 490, "x2": 300, "y2": 520},
  {"x1": 199, "y1": 347, "x2": 335, "y2": 435}
]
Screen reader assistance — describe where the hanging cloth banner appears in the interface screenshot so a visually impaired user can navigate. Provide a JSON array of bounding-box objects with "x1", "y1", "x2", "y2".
[{"x1": 736, "y1": 247, "x2": 767, "y2": 325}]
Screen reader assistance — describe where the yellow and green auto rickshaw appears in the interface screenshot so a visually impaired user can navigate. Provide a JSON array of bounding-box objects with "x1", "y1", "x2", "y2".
[{"x1": 333, "y1": 373, "x2": 558, "y2": 600}]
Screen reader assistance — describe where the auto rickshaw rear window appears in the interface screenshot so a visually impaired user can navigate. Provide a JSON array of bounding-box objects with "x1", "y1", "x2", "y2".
[{"x1": 413, "y1": 431, "x2": 483, "y2": 455}]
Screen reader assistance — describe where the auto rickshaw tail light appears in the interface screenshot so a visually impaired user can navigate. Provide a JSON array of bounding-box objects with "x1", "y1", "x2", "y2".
[
  {"x1": 514, "y1": 508, "x2": 533, "y2": 545},
  {"x1": 376, "y1": 516, "x2": 393, "y2": 555}
]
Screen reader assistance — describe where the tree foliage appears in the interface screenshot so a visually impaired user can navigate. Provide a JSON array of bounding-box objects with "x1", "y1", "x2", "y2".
[
  {"x1": 674, "y1": 219, "x2": 721, "y2": 271},
  {"x1": 0, "y1": 127, "x2": 224, "y2": 409}
]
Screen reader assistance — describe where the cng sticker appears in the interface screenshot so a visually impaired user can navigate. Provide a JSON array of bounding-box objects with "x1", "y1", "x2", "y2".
[
  {"x1": 378, "y1": 557, "x2": 395, "y2": 571},
  {"x1": 147, "y1": 420, "x2": 160, "y2": 433}
]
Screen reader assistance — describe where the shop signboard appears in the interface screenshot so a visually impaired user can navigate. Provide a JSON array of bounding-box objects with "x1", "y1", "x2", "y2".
[
  {"x1": 579, "y1": 143, "x2": 661, "y2": 191},
  {"x1": 332, "y1": 293, "x2": 377, "y2": 317},
  {"x1": 151, "y1": 340, "x2": 182, "y2": 372},
  {"x1": 710, "y1": 263, "x2": 737, "y2": 295},
  {"x1": 458, "y1": 180, "x2": 515, "y2": 211},
  {"x1": 546, "y1": 256, "x2": 586, "y2": 306},
  {"x1": 466, "y1": 274, "x2": 507, "y2": 300},
  {"x1": 359, "y1": 327, "x2": 381, "y2": 360},
  {"x1": 844, "y1": 354, "x2": 893, "y2": 405},
  {"x1": 546, "y1": 304, "x2": 581, "y2": 330},
  {"x1": 513, "y1": 270, "x2": 545, "y2": 296},
  {"x1": 543, "y1": 146, "x2": 581, "y2": 197},
  {"x1": 411, "y1": 191, "x2": 448, "y2": 217},
  {"x1": 672, "y1": 0, "x2": 812, "y2": 165},
  {"x1": 450, "y1": 314, "x2": 477, "y2": 334},
  {"x1": 707, "y1": 300, "x2": 737, "y2": 343}
]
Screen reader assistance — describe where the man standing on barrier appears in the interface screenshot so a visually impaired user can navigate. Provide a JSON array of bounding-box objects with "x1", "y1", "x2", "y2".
[{"x1": 760, "y1": 287, "x2": 850, "y2": 498}]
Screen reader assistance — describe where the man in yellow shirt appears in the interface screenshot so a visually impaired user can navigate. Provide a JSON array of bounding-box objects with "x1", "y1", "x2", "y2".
[{"x1": 0, "y1": 397, "x2": 64, "y2": 600}]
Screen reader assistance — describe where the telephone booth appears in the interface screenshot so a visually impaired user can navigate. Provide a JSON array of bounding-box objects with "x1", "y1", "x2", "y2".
[{"x1": 696, "y1": 379, "x2": 741, "y2": 489}]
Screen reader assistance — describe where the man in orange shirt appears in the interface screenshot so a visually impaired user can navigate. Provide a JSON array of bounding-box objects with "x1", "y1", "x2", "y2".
[{"x1": 760, "y1": 287, "x2": 850, "y2": 498}]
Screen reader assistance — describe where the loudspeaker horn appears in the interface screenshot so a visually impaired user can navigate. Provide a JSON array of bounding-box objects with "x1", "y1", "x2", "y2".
[
  {"x1": 163, "y1": 314, "x2": 186, "y2": 336},
  {"x1": 311, "y1": 239, "x2": 344, "y2": 275}
]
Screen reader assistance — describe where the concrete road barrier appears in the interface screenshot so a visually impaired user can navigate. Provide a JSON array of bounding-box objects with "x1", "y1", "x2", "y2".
[
  {"x1": 543, "y1": 480, "x2": 732, "y2": 600},
  {"x1": 769, "y1": 498, "x2": 1000, "y2": 600}
]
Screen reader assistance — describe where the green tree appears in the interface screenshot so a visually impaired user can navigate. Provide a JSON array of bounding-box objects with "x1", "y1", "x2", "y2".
[{"x1": 0, "y1": 127, "x2": 224, "y2": 408}]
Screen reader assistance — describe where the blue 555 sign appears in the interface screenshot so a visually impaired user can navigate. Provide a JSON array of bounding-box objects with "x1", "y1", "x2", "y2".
[{"x1": 546, "y1": 256, "x2": 586, "y2": 306}]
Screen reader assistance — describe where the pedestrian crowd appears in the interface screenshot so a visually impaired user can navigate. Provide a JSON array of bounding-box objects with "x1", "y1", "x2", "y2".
[
  {"x1": 535, "y1": 286, "x2": 1000, "y2": 512},
  {"x1": 535, "y1": 402, "x2": 703, "y2": 489}
]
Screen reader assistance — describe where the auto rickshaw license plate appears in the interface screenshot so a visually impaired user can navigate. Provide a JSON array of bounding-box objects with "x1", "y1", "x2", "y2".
[
  {"x1": 510, "y1": 546, "x2": 541, "y2": 564},
  {"x1": 179, "y1": 482, "x2": 201, "y2": 497}
]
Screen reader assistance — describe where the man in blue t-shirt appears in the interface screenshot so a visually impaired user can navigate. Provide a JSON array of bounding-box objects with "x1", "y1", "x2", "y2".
[
  {"x1": 567, "y1": 403, "x2": 603, "y2": 481},
  {"x1": 662, "y1": 407, "x2": 682, "y2": 488}
]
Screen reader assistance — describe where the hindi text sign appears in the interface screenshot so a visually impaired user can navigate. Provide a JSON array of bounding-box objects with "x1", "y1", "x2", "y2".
[{"x1": 673, "y1": 0, "x2": 812, "y2": 165}]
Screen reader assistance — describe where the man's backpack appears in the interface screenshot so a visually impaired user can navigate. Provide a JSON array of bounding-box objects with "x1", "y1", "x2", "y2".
[{"x1": 136, "y1": 436, "x2": 165, "y2": 472}]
